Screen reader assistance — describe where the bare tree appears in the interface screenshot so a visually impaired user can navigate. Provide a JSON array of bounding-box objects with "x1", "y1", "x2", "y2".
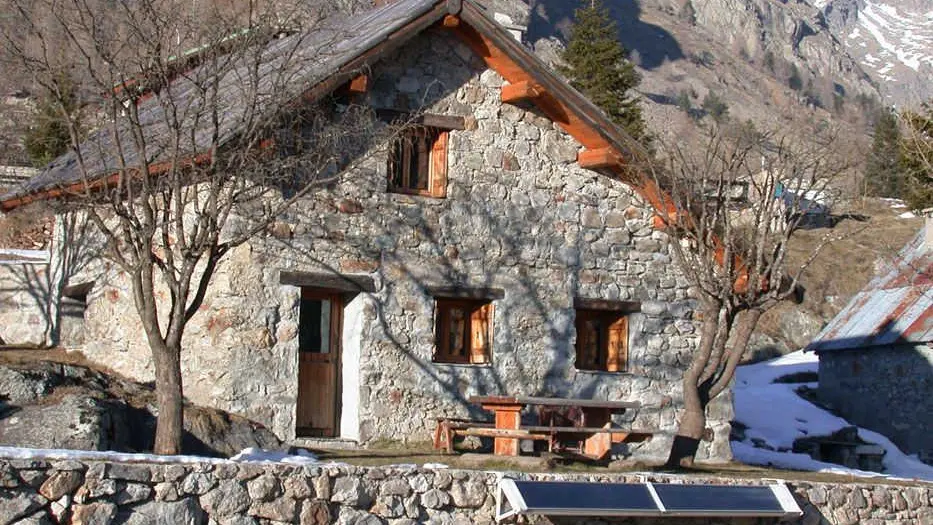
[
  {"x1": 645, "y1": 121, "x2": 858, "y2": 467},
  {"x1": 900, "y1": 101, "x2": 933, "y2": 209},
  {"x1": 1, "y1": 0, "x2": 389, "y2": 454}
]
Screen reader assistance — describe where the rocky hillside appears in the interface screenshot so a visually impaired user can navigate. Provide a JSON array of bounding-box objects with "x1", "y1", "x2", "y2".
[
  {"x1": 0, "y1": 352, "x2": 282, "y2": 456},
  {"x1": 822, "y1": 0, "x2": 933, "y2": 105},
  {"x1": 521, "y1": 0, "x2": 882, "y2": 142}
]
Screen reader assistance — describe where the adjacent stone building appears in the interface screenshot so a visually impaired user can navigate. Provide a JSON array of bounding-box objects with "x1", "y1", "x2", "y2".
[
  {"x1": 808, "y1": 224, "x2": 933, "y2": 465},
  {"x1": 0, "y1": 0, "x2": 730, "y2": 461}
]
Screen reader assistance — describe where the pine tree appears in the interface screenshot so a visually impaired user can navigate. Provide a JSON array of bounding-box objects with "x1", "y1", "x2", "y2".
[
  {"x1": 24, "y1": 76, "x2": 80, "y2": 167},
  {"x1": 560, "y1": 0, "x2": 648, "y2": 144},
  {"x1": 864, "y1": 108, "x2": 903, "y2": 198}
]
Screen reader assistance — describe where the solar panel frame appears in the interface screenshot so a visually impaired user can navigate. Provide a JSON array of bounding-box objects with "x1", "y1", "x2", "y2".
[{"x1": 495, "y1": 478, "x2": 803, "y2": 522}]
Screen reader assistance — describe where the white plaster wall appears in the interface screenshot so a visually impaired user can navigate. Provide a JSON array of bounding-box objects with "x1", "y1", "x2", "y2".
[{"x1": 340, "y1": 293, "x2": 365, "y2": 440}]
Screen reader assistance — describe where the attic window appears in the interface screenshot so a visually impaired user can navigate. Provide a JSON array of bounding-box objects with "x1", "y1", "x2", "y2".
[
  {"x1": 434, "y1": 298, "x2": 493, "y2": 365},
  {"x1": 388, "y1": 126, "x2": 448, "y2": 198}
]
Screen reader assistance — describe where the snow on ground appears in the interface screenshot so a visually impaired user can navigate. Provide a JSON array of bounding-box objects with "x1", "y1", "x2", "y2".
[
  {"x1": 732, "y1": 351, "x2": 933, "y2": 482},
  {"x1": 0, "y1": 446, "x2": 341, "y2": 467},
  {"x1": 0, "y1": 445, "x2": 452, "y2": 470}
]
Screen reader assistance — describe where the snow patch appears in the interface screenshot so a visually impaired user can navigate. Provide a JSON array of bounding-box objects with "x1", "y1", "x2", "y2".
[{"x1": 0, "y1": 446, "x2": 351, "y2": 467}]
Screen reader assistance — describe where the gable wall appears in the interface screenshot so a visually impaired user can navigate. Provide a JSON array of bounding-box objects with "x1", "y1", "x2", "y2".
[{"x1": 72, "y1": 30, "x2": 731, "y2": 461}]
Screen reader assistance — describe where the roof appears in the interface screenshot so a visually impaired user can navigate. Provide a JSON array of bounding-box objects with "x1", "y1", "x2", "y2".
[
  {"x1": 806, "y1": 228, "x2": 933, "y2": 353},
  {"x1": 0, "y1": 0, "x2": 653, "y2": 213},
  {"x1": 0, "y1": 0, "x2": 447, "y2": 207}
]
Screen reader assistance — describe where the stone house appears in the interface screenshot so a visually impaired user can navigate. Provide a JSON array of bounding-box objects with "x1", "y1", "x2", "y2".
[
  {"x1": 807, "y1": 223, "x2": 933, "y2": 465},
  {"x1": 0, "y1": 0, "x2": 730, "y2": 461}
]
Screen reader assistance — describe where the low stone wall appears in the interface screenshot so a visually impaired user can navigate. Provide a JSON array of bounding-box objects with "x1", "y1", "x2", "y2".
[{"x1": 1, "y1": 455, "x2": 932, "y2": 524}]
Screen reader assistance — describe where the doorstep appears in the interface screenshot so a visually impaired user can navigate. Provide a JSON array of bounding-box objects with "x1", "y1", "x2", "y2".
[{"x1": 289, "y1": 437, "x2": 361, "y2": 450}]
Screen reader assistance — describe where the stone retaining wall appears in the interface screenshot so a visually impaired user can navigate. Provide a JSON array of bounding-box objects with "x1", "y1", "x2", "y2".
[
  {"x1": 1, "y1": 456, "x2": 931, "y2": 524},
  {"x1": 818, "y1": 344, "x2": 933, "y2": 466}
]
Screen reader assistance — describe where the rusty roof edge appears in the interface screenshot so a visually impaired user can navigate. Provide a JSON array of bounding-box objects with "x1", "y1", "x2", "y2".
[{"x1": 807, "y1": 227, "x2": 933, "y2": 353}]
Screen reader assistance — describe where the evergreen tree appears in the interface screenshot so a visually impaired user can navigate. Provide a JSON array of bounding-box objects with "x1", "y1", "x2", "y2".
[
  {"x1": 864, "y1": 108, "x2": 903, "y2": 198},
  {"x1": 560, "y1": 0, "x2": 648, "y2": 144},
  {"x1": 24, "y1": 77, "x2": 79, "y2": 167}
]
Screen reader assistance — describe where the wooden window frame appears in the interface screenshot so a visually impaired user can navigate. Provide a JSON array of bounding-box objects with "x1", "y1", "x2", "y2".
[
  {"x1": 574, "y1": 309, "x2": 629, "y2": 373},
  {"x1": 387, "y1": 125, "x2": 448, "y2": 198},
  {"x1": 434, "y1": 298, "x2": 493, "y2": 365}
]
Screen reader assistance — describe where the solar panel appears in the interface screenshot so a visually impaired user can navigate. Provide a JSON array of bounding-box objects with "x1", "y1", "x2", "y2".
[
  {"x1": 653, "y1": 484, "x2": 788, "y2": 516},
  {"x1": 496, "y1": 479, "x2": 803, "y2": 522}
]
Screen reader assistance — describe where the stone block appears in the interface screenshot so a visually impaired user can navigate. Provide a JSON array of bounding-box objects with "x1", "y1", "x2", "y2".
[
  {"x1": 39, "y1": 470, "x2": 83, "y2": 501},
  {"x1": 200, "y1": 480, "x2": 250, "y2": 516},
  {"x1": 105, "y1": 464, "x2": 150, "y2": 483},
  {"x1": 122, "y1": 498, "x2": 204, "y2": 525},
  {"x1": 71, "y1": 502, "x2": 117, "y2": 525},
  {"x1": 0, "y1": 489, "x2": 47, "y2": 523}
]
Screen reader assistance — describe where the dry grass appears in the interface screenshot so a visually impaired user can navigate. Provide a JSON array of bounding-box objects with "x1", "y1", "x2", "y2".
[
  {"x1": 310, "y1": 446, "x2": 932, "y2": 486},
  {"x1": 755, "y1": 198, "x2": 922, "y2": 347}
]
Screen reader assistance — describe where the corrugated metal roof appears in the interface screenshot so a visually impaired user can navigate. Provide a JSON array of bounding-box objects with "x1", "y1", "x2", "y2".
[{"x1": 807, "y1": 228, "x2": 933, "y2": 352}]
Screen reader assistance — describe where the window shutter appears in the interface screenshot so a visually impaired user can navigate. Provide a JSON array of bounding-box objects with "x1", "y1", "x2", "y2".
[
  {"x1": 430, "y1": 131, "x2": 449, "y2": 198},
  {"x1": 469, "y1": 304, "x2": 491, "y2": 364},
  {"x1": 606, "y1": 316, "x2": 628, "y2": 372}
]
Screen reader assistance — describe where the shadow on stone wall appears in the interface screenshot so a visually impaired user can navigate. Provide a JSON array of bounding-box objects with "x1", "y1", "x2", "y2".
[{"x1": 0, "y1": 211, "x2": 104, "y2": 347}]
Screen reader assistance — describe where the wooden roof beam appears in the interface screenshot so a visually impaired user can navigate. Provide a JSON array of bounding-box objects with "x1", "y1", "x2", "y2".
[
  {"x1": 500, "y1": 81, "x2": 543, "y2": 104},
  {"x1": 348, "y1": 74, "x2": 369, "y2": 94},
  {"x1": 578, "y1": 148, "x2": 622, "y2": 170}
]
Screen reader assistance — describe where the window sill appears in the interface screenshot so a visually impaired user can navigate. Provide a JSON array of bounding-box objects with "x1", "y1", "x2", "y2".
[
  {"x1": 433, "y1": 362, "x2": 495, "y2": 368},
  {"x1": 388, "y1": 189, "x2": 445, "y2": 199},
  {"x1": 574, "y1": 368, "x2": 632, "y2": 376}
]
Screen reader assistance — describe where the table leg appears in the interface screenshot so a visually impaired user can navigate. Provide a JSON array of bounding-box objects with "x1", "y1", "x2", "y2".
[
  {"x1": 488, "y1": 405, "x2": 522, "y2": 456},
  {"x1": 582, "y1": 407, "x2": 614, "y2": 460}
]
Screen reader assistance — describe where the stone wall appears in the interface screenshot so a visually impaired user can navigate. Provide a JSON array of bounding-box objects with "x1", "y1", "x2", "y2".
[
  {"x1": 0, "y1": 260, "x2": 52, "y2": 346},
  {"x1": 1, "y1": 455, "x2": 931, "y2": 524},
  {"x1": 66, "y1": 30, "x2": 722, "y2": 460},
  {"x1": 818, "y1": 345, "x2": 933, "y2": 465}
]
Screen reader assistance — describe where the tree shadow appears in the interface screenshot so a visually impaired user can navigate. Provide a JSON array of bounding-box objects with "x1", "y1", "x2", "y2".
[
  {"x1": 526, "y1": 0, "x2": 683, "y2": 70},
  {"x1": 0, "y1": 210, "x2": 105, "y2": 347}
]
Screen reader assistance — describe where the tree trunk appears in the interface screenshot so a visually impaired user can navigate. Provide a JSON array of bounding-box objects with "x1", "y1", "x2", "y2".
[
  {"x1": 152, "y1": 341, "x2": 184, "y2": 455},
  {"x1": 666, "y1": 399, "x2": 707, "y2": 468}
]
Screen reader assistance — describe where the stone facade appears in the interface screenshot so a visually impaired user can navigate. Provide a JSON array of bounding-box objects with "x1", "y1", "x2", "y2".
[
  {"x1": 58, "y1": 31, "x2": 726, "y2": 460},
  {"x1": 0, "y1": 260, "x2": 52, "y2": 346},
  {"x1": 1, "y1": 454, "x2": 932, "y2": 524},
  {"x1": 818, "y1": 344, "x2": 933, "y2": 465}
]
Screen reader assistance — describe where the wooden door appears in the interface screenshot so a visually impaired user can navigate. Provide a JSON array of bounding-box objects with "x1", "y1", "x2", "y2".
[{"x1": 296, "y1": 289, "x2": 342, "y2": 437}]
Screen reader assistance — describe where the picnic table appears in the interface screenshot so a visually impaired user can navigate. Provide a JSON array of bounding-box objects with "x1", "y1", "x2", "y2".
[{"x1": 432, "y1": 395, "x2": 655, "y2": 461}]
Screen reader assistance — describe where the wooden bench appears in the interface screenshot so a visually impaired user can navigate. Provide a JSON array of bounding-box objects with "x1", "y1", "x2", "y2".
[
  {"x1": 433, "y1": 417, "x2": 654, "y2": 459},
  {"x1": 432, "y1": 417, "x2": 495, "y2": 453}
]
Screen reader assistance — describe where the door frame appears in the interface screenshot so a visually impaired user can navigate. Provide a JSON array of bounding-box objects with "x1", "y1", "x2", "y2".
[{"x1": 296, "y1": 288, "x2": 344, "y2": 437}]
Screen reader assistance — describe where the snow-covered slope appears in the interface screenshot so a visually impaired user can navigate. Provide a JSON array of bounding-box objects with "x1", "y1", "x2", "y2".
[
  {"x1": 732, "y1": 351, "x2": 933, "y2": 481},
  {"x1": 824, "y1": 0, "x2": 933, "y2": 103}
]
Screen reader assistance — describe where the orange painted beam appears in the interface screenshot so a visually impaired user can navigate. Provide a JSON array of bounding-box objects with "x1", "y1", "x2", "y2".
[
  {"x1": 348, "y1": 74, "x2": 369, "y2": 94},
  {"x1": 500, "y1": 81, "x2": 542, "y2": 104},
  {"x1": 447, "y1": 22, "x2": 606, "y2": 148},
  {"x1": 577, "y1": 148, "x2": 621, "y2": 170},
  {"x1": 443, "y1": 14, "x2": 460, "y2": 28}
]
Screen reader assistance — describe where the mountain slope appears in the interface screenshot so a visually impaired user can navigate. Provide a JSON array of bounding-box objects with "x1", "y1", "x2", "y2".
[{"x1": 823, "y1": 0, "x2": 933, "y2": 104}]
